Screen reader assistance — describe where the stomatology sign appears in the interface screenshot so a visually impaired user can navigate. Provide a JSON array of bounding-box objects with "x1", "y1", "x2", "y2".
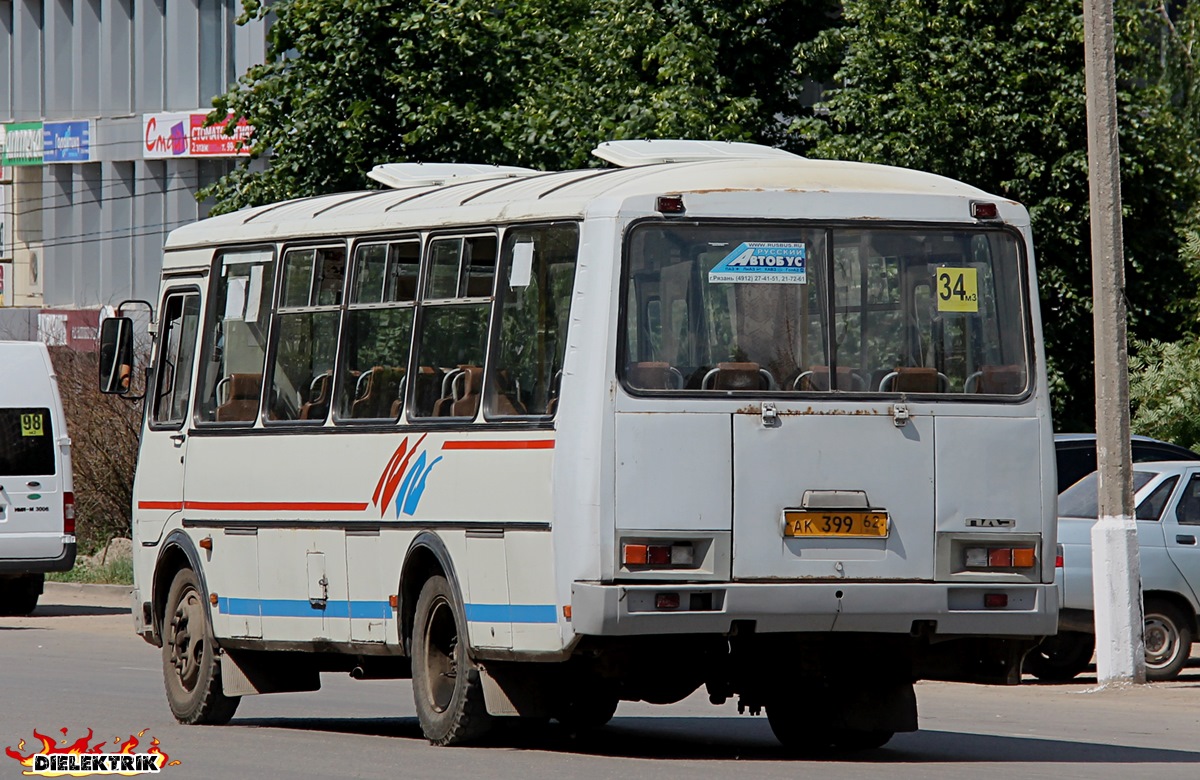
[{"x1": 708, "y1": 242, "x2": 807, "y2": 284}]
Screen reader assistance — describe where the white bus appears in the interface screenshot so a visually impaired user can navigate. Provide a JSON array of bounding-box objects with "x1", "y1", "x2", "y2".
[{"x1": 100, "y1": 140, "x2": 1057, "y2": 751}]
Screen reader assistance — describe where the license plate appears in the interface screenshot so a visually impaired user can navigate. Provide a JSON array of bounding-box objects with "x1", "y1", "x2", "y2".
[{"x1": 783, "y1": 510, "x2": 889, "y2": 538}]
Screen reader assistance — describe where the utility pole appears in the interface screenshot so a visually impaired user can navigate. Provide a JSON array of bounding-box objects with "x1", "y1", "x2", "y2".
[{"x1": 1082, "y1": 0, "x2": 1145, "y2": 685}]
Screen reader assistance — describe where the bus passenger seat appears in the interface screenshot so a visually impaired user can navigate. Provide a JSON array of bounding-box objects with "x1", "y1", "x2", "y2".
[
  {"x1": 353, "y1": 366, "x2": 406, "y2": 418},
  {"x1": 300, "y1": 371, "x2": 332, "y2": 420},
  {"x1": 628, "y1": 361, "x2": 684, "y2": 390},
  {"x1": 451, "y1": 366, "x2": 484, "y2": 418},
  {"x1": 216, "y1": 373, "x2": 262, "y2": 422},
  {"x1": 879, "y1": 367, "x2": 949, "y2": 393},
  {"x1": 702, "y1": 362, "x2": 773, "y2": 391},
  {"x1": 794, "y1": 365, "x2": 864, "y2": 391},
  {"x1": 968, "y1": 364, "x2": 1025, "y2": 394}
]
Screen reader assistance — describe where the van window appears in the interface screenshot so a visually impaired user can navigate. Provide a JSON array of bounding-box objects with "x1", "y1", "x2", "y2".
[
  {"x1": 0, "y1": 409, "x2": 55, "y2": 476},
  {"x1": 197, "y1": 248, "x2": 276, "y2": 424}
]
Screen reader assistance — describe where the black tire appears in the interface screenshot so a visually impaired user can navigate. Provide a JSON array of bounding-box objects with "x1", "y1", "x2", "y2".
[
  {"x1": 553, "y1": 680, "x2": 619, "y2": 732},
  {"x1": 766, "y1": 703, "x2": 837, "y2": 754},
  {"x1": 1024, "y1": 631, "x2": 1095, "y2": 682},
  {"x1": 0, "y1": 574, "x2": 42, "y2": 616},
  {"x1": 1143, "y1": 598, "x2": 1194, "y2": 682},
  {"x1": 832, "y1": 730, "x2": 895, "y2": 751},
  {"x1": 162, "y1": 568, "x2": 240, "y2": 725},
  {"x1": 411, "y1": 575, "x2": 492, "y2": 745}
]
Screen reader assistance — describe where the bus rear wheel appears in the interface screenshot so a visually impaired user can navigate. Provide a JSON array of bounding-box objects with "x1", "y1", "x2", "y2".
[
  {"x1": 411, "y1": 575, "x2": 492, "y2": 745},
  {"x1": 162, "y1": 568, "x2": 240, "y2": 725}
]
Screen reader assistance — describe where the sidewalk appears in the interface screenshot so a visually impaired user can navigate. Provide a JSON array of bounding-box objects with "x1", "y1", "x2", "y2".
[{"x1": 43, "y1": 581, "x2": 132, "y2": 609}]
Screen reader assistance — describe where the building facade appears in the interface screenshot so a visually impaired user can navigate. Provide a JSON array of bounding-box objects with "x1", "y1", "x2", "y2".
[{"x1": 0, "y1": 0, "x2": 266, "y2": 341}]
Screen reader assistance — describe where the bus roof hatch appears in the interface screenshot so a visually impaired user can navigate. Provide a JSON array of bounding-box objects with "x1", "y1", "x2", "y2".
[
  {"x1": 368, "y1": 162, "x2": 540, "y2": 189},
  {"x1": 592, "y1": 139, "x2": 803, "y2": 168}
]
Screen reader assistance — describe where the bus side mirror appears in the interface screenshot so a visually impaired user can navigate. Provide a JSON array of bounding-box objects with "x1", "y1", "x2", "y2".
[{"x1": 99, "y1": 316, "x2": 135, "y2": 395}]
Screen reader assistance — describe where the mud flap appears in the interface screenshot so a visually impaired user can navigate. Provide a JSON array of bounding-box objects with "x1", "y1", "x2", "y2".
[{"x1": 220, "y1": 650, "x2": 321, "y2": 697}]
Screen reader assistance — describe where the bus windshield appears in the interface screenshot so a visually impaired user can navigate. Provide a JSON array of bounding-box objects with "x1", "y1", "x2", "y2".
[{"x1": 623, "y1": 222, "x2": 1029, "y2": 395}]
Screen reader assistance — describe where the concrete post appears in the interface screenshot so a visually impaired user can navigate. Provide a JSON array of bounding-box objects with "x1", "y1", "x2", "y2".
[{"x1": 1082, "y1": 0, "x2": 1145, "y2": 685}]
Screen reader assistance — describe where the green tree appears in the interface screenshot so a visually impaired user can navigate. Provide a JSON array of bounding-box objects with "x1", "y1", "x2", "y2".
[
  {"x1": 793, "y1": 0, "x2": 1199, "y2": 431},
  {"x1": 203, "y1": 0, "x2": 836, "y2": 212}
]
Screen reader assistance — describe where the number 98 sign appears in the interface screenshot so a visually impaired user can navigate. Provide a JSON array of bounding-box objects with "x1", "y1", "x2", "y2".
[{"x1": 935, "y1": 267, "x2": 979, "y2": 313}]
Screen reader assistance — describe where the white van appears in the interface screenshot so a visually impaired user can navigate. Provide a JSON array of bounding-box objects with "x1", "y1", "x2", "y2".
[{"x1": 0, "y1": 341, "x2": 75, "y2": 615}]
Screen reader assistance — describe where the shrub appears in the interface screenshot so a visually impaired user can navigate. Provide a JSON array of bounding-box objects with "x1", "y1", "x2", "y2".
[{"x1": 49, "y1": 348, "x2": 141, "y2": 554}]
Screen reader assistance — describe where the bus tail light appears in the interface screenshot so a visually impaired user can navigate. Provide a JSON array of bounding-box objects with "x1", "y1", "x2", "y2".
[
  {"x1": 656, "y1": 195, "x2": 685, "y2": 214},
  {"x1": 622, "y1": 542, "x2": 696, "y2": 567},
  {"x1": 655, "y1": 593, "x2": 680, "y2": 610},
  {"x1": 1055, "y1": 544, "x2": 1064, "y2": 568},
  {"x1": 970, "y1": 201, "x2": 1000, "y2": 220},
  {"x1": 984, "y1": 593, "x2": 1008, "y2": 608},
  {"x1": 964, "y1": 545, "x2": 1036, "y2": 570},
  {"x1": 63, "y1": 492, "x2": 75, "y2": 535}
]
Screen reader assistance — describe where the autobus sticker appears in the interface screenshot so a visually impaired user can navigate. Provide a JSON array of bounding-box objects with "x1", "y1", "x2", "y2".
[{"x1": 708, "y1": 242, "x2": 806, "y2": 284}]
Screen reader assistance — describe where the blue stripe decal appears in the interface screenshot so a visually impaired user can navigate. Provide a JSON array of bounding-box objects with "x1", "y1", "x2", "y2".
[
  {"x1": 464, "y1": 603, "x2": 558, "y2": 624},
  {"x1": 215, "y1": 598, "x2": 554, "y2": 623},
  {"x1": 216, "y1": 598, "x2": 391, "y2": 619}
]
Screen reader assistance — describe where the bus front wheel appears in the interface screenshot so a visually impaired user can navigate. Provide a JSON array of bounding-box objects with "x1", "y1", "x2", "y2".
[
  {"x1": 162, "y1": 568, "x2": 240, "y2": 724},
  {"x1": 411, "y1": 575, "x2": 492, "y2": 745}
]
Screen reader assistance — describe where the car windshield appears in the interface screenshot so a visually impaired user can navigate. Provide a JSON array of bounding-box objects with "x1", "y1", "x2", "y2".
[{"x1": 1058, "y1": 471, "x2": 1159, "y2": 518}]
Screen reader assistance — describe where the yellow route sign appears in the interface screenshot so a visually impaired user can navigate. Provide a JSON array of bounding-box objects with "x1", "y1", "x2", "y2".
[{"x1": 935, "y1": 267, "x2": 979, "y2": 313}]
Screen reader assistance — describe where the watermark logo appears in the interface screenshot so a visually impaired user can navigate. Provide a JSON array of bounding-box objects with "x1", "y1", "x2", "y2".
[{"x1": 5, "y1": 728, "x2": 179, "y2": 776}]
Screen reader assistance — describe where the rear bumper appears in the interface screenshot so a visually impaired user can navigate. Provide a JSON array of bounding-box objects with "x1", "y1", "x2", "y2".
[
  {"x1": 0, "y1": 542, "x2": 77, "y2": 574},
  {"x1": 571, "y1": 580, "x2": 1058, "y2": 637}
]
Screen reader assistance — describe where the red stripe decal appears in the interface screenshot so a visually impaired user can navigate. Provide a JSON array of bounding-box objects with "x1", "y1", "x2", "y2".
[
  {"x1": 138, "y1": 501, "x2": 183, "y2": 511},
  {"x1": 182, "y1": 501, "x2": 369, "y2": 512},
  {"x1": 441, "y1": 440, "x2": 555, "y2": 450}
]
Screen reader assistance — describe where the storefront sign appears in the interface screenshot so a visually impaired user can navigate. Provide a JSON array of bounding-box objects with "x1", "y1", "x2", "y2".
[
  {"x1": 43, "y1": 120, "x2": 94, "y2": 164},
  {"x1": 143, "y1": 112, "x2": 254, "y2": 159},
  {"x1": 1, "y1": 122, "x2": 45, "y2": 166}
]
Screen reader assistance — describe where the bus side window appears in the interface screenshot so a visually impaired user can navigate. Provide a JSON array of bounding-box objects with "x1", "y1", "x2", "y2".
[
  {"x1": 337, "y1": 240, "x2": 418, "y2": 421},
  {"x1": 268, "y1": 246, "x2": 345, "y2": 423},
  {"x1": 197, "y1": 249, "x2": 276, "y2": 424},
  {"x1": 485, "y1": 224, "x2": 579, "y2": 417},
  {"x1": 411, "y1": 234, "x2": 496, "y2": 420},
  {"x1": 151, "y1": 291, "x2": 201, "y2": 427}
]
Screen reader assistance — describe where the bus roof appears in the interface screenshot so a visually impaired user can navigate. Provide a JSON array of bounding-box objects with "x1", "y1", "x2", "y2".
[{"x1": 164, "y1": 156, "x2": 1009, "y2": 255}]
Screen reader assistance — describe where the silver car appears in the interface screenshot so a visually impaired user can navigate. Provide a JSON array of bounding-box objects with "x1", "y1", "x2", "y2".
[{"x1": 1025, "y1": 461, "x2": 1200, "y2": 681}]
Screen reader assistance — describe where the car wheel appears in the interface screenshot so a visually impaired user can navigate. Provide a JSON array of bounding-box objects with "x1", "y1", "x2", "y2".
[
  {"x1": 411, "y1": 575, "x2": 492, "y2": 745},
  {"x1": 0, "y1": 574, "x2": 42, "y2": 616},
  {"x1": 1143, "y1": 598, "x2": 1194, "y2": 681},
  {"x1": 162, "y1": 568, "x2": 240, "y2": 724},
  {"x1": 1024, "y1": 631, "x2": 1095, "y2": 681}
]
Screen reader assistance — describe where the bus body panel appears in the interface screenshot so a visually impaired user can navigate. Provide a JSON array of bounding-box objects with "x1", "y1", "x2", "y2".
[{"x1": 729, "y1": 409, "x2": 936, "y2": 581}]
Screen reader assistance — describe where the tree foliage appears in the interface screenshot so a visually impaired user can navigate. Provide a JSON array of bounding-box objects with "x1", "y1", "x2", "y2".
[
  {"x1": 793, "y1": 0, "x2": 1199, "y2": 431},
  {"x1": 202, "y1": 0, "x2": 835, "y2": 211}
]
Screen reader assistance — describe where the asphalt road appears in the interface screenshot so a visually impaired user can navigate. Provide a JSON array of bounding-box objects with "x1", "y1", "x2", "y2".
[{"x1": 2, "y1": 585, "x2": 1199, "y2": 780}]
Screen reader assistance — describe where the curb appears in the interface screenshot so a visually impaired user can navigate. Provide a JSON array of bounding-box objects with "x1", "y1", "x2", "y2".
[{"x1": 44, "y1": 582, "x2": 132, "y2": 600}]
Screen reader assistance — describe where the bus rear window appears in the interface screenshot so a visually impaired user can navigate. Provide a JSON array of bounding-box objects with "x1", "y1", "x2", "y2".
[
  {"x1": 0, "y1": 408, "x2": 56, "y2": 476},
  {"x1": 622, "y1": 223, "x2": 1029, "y2": 396}
]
